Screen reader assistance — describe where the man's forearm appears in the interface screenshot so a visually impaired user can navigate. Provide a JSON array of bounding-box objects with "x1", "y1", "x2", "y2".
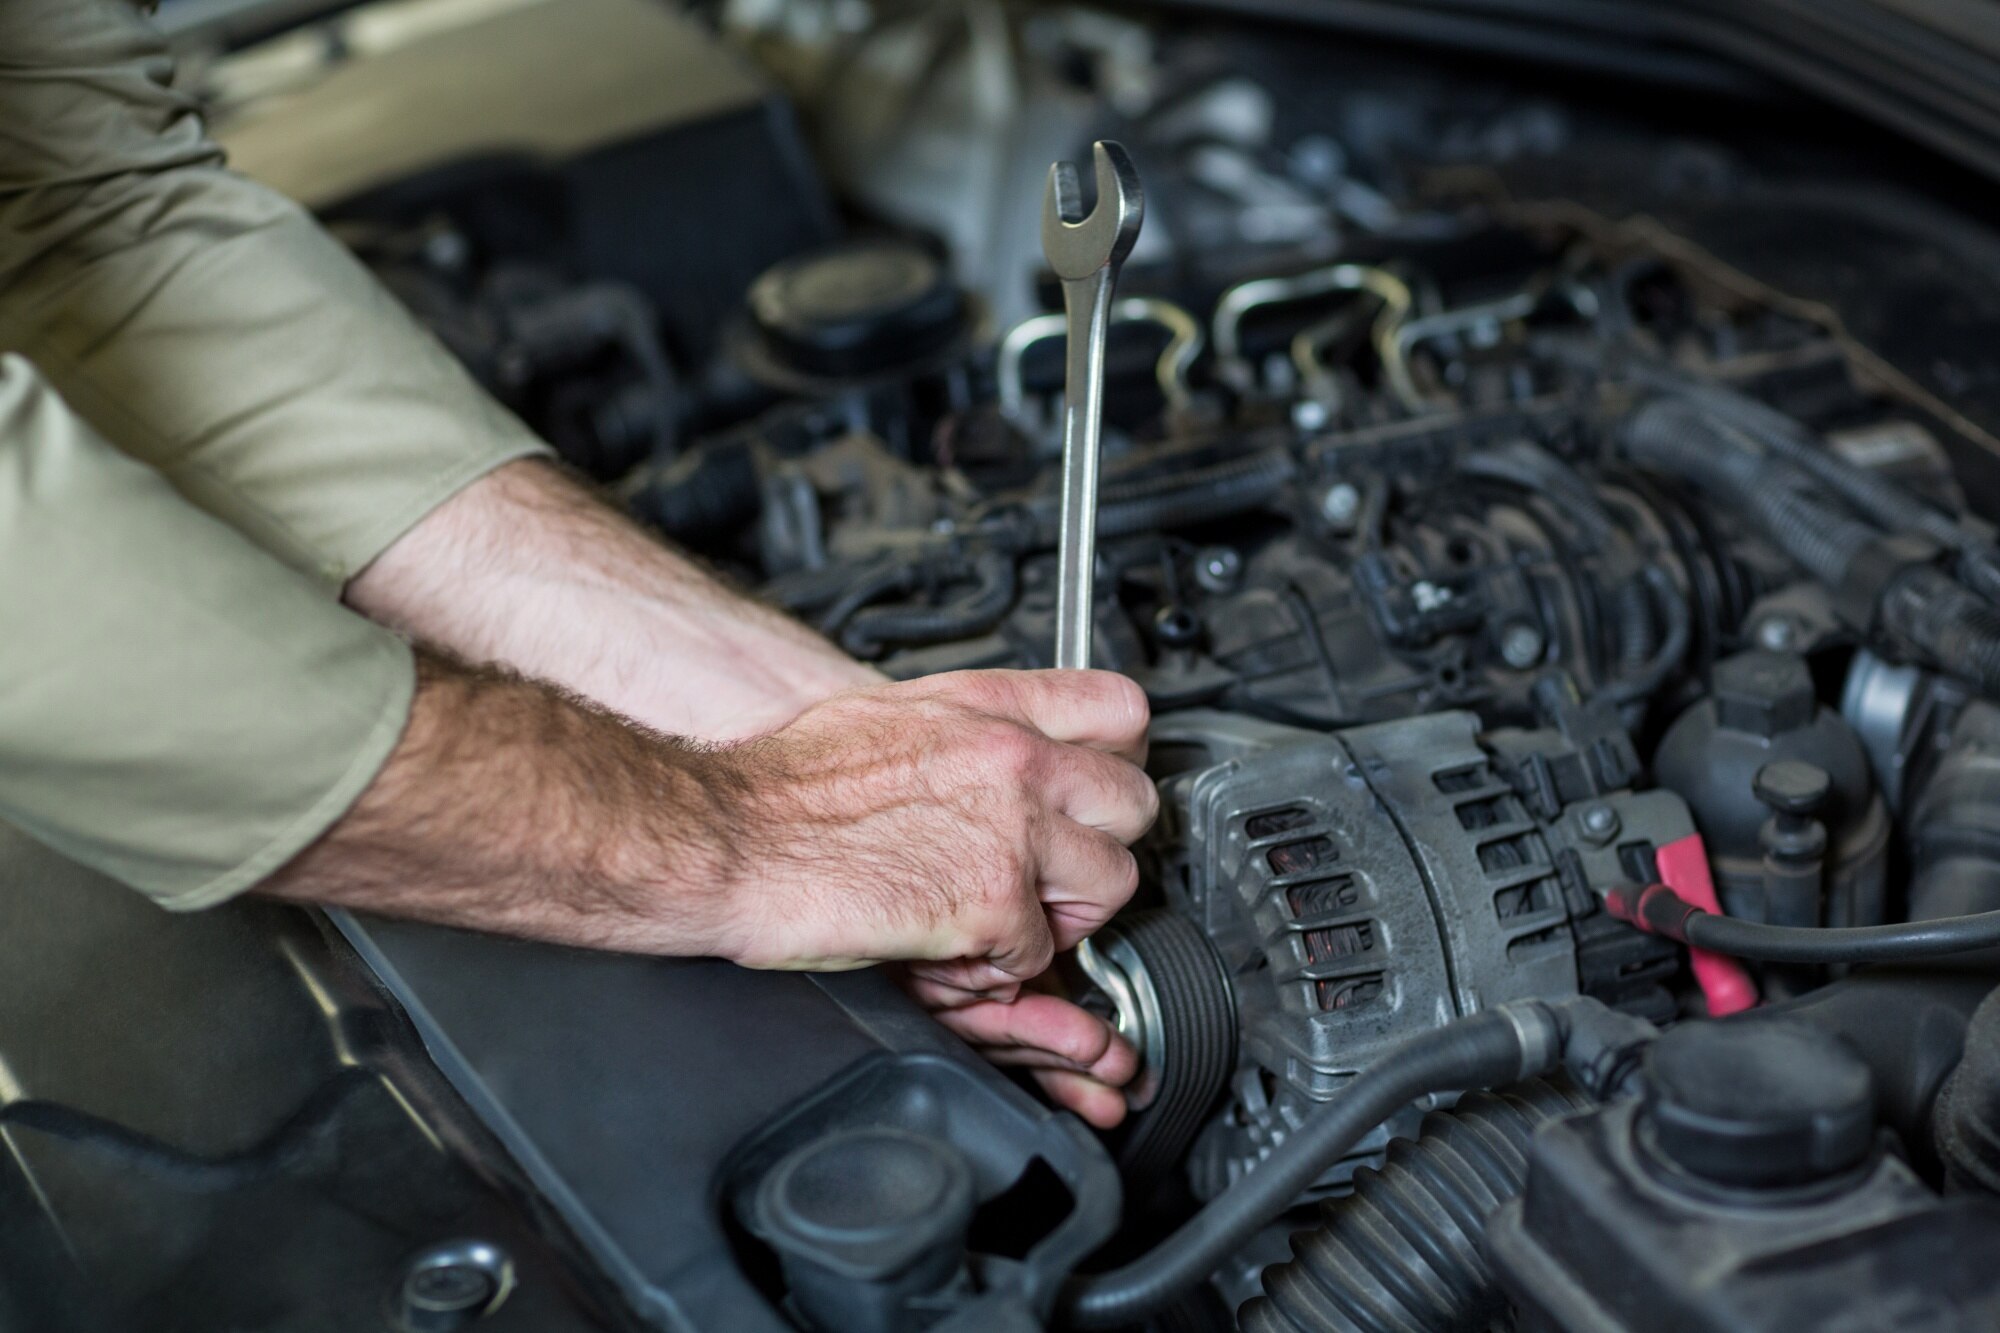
[
  {"x1": 258, "y1": 651, "x2": 746, "y2": 952},
  {"x1": 346, "y1": 460, "x2": 880, "y2": 740}
]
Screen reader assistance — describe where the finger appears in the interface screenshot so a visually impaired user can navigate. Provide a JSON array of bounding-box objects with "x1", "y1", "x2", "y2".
[
  {"x1": 1043, "y1": 743, "x2": 1160, "y2": 844},
  {"x1": 929, "y1": 993, "x2": 1132, "y2": 1077},
  {"x1": 912, "y1": 960, "x2": 1024, "y2": 1000},
  {"x1": 985, "y1": 893, "x2": 1057, "y2": 980},
  {"x1": 1036, "y1": 819, "x2": 1140, "y2": 949},
  {"x1": 905, "y1": 959, "x2": 1024, "y2": 1003},
  {"x1": 931, "y1": 669, "x2": 1149, "y2": 764},
  {"x1": 1033, "y1": 1069, "x2": 1130, "y2": 1128}
]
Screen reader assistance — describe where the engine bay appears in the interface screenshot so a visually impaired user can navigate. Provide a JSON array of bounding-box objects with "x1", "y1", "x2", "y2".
[{"x1": 11, "y1": 1, "x2": 2000, "y2": 1330}]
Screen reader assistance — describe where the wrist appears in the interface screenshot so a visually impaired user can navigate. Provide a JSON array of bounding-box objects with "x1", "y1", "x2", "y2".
[{"x1": 590, "y1": 733, "x2": 759, "y2": 958}]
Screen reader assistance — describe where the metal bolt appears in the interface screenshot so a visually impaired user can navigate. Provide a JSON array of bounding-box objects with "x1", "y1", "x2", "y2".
[
  {"x1": 1412, "y1": 580, "x2": 1452, "y2": 613},
  {"x1": 420, "y1": 228, "x2": 470, "y2": 272},
  {"x1": 1293, "y1": 399, "x2": 1331, "y2": 431},
  {"x1": 396, "y1": 1240, "x2": 511, "y2": 1332},
  {"x1": 1578, "y1": 802, "x2": 1620, "y2": 845},
  {"x1": 1321, "y1": 482, "x2": 1361, "y2": 528},
  {"x1": 1499, "y1": 621, "x2": 1545, "y2": 669},
  {"x1": 1194, "y1": 545, "x2": 1243, "y2": 594},
  {"x1": 1756, "y1": 616, "x2": 1800, "y2": 651}
]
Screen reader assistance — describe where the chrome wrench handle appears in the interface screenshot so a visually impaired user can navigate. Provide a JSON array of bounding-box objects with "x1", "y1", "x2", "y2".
[{"x1": 1042, "y1": 141, "x2": 1144, "y2": 670}]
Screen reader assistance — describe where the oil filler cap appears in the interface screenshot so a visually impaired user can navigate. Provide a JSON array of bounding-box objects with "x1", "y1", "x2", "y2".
[
  {"x1": 1642, "y1": 1018, "x2": 1876, "y2": 1189},
  {"x1": 754, "y1": 1126, "x2": 974, "y2": 1282},
  {"x1": 746, "y1": 239, "x2": 967, "y2": 382}
]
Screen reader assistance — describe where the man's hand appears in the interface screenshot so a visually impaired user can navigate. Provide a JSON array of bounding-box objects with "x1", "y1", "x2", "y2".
[
  {"x1": 258, "y1": 661, "x2": 1157, "y2": 1123},
  {"x1": 708, "y1": 670, "x2": 1156, "y2": 987},
  {"x1": 334, "y1": 461, "x2": 1161, "y2": 1126}
]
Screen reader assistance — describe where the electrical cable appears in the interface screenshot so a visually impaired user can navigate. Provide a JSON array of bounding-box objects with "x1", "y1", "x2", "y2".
[{"x1": 1607, "y1": 882, "x2": 2000, "y2": 963}]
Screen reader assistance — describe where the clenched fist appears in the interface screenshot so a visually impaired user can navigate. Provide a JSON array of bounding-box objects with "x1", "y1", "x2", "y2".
[{"x1": 707, "y1": 669, "x2": 1157, "y2": 993}]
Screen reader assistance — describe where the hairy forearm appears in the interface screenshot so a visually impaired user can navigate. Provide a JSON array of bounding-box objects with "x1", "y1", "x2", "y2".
[
  {"x1": 345, "y1": 459, "x2": 880, "y2": 740},
  {"x1": 259, "y1": 651, "x2": 744, "y2": 954}
]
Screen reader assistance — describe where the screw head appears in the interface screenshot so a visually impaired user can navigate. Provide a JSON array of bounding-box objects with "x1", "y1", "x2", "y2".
[
  {"x1": 1194, "y1": 545, "x2": 1243, "y2": 594},
  {"x1": 395, "y1": 1240, "x2": 511, "y2": 1331},
  {"x1": 1293, "y1": 399, "x2": 1331, "y2": 431},
  {"x1": 1757, "y1": 616, "x2": 1800, "y2": 651},
  {"x1": 1499, "y1": 620, "x2": 1545, "y2": 669},
  {"x1": 1578, "y1": 802, "x2": 1620, "y2": 843},
  {"x1": 1321, "y1": 482, "x2": 1361, "y2": 527}
]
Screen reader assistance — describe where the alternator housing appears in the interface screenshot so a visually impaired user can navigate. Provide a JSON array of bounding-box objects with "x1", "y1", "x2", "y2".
[{"x1": 1149, "y1": 707, "x2": 1685, "y2": 1198}]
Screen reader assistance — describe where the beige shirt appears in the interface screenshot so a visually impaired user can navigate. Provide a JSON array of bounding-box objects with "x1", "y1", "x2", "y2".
[{"x1": 0, "y1": 0, "x2": 549, "y2": 907}]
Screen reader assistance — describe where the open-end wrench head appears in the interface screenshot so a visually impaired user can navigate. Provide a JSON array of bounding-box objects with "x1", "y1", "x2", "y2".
[{"x1": 1041, "y1": 140, "x2": 1145, "y2": 282}]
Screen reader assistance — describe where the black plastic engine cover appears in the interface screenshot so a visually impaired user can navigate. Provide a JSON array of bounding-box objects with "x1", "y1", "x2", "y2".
[{"x1": 332, "y1": 912, "x2": 1120, "y2": 1332}]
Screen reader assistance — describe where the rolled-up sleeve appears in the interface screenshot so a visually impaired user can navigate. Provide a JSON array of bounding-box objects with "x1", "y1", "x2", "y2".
[
  {"x1": 0, "y1": 0, "x2": 550, "y2": 587},
  {"x1": 0, "y1": 354, "x2": 413, "y2": 909}
]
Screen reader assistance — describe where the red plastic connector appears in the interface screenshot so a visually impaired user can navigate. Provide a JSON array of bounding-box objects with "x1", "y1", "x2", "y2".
[{"x1": 1654, "y1": 834, "x2": 1759, "y2": 1016}]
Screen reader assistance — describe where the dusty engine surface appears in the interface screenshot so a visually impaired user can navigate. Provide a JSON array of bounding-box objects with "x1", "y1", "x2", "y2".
[{"x1": 212, "y1": 4, "x2": 2000, "y2": 1330}]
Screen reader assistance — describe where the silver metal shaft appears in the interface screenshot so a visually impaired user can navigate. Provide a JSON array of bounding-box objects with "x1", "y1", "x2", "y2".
[{"x1": 1054, "y1": 267, "x2": 1116, "y2": 670}]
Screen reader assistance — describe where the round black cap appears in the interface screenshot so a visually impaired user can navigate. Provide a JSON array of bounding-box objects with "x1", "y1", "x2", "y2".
[
  {"x1": 753, "y1": 1126, "x2": 974, "y2": 1281},
  {"x1": 747, "y1": 239, "x2": 966, "y2": 380},
  {"x1": 1642, "y1": 1019, "x2": 1876, "y2": 1189},
  {"x1": 1753, "y1": 760, "x2": 1833, "y2": 815}
]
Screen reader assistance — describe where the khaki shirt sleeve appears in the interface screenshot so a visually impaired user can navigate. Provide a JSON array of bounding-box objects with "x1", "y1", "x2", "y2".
[
  {"x1": 0, "y1": 0, "x2": 551, "y2": 588},
  {"x1": 0, "y1": 354, "x2": 413, "y2": 908}
]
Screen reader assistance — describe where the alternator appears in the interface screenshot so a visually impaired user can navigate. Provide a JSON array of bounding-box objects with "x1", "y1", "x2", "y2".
[{"x1": 1141, "y1": 702, "x2": 1685, "y2": 1199}]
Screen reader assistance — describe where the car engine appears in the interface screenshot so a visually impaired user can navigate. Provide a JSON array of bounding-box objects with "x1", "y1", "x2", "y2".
[{"x1": 10, "y1": 2, "x2": 2000, "y2": 1331}]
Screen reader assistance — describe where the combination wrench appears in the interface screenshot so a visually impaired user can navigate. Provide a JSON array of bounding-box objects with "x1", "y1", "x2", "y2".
[{"x1": 1042, "y1": 140, "x2": 1144, "y2": 669}]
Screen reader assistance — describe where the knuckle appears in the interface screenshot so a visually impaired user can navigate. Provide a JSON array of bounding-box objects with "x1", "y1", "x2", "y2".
[
  {"x1": 942, "y1": 669, "x2": 1013, "y2": 715},
  {"x1": 1007, "y1": 919, "x2": 1055, "y2": 975},
  {"x1": 978, "y1": 841, "x2": 1033, "y2": 902},
  {"x1": 982, "y1": 720, "x2": 1043, "y2": 780}
]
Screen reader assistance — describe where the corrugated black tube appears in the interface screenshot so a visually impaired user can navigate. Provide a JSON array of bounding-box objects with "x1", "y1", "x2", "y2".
[
  {"x1": 1624, "y1": 400, "x2": 1877, "y2": 588},
  {"x1": 1239, "y1": 1079, "x2": 1591, "y2": 1333},
  {"x1": 1057, "y1": 1007, "x2": 1550, "y2": 1330}
]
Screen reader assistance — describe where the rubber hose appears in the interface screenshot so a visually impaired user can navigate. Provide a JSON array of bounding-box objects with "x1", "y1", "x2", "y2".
[
  {"x1": 840, "y1": 550, "x2": 1017, "y2": 657},
  {"x1": 1613, "y1": 573, "x2": 1660, "y2": 675},
  {"x1": 1668, "y1": 376, "x2": 1965, "y2": 551},
  {"x1": 620, "y1": 438, "x2": 760, "y2": 547},
  {"x1": 1083, "y1": 448, "x2": 1297, "y2": 545},
  {"x1": 1241, "y1": 1079, "x2": 1593, "y2": 1333},
  {"x1": 1600, "y1": 565, "x2": 1690, "y2": 708},
  {"x1": 1880, "y1": 565, "x2": 2000, "y2": 700},
  {"x1": 1457, "y1": 443, "x2": 1615, "y2": 551},
  {"x1": 816, "y1": 559, "x2": 920, "y2": 635},
  {"x1": 1627, "y1": 401, "x2": 1887, "y2": 587},
  {"x1": 1057, "y1": 1007, "x2": 1545, "y2": 1330}
]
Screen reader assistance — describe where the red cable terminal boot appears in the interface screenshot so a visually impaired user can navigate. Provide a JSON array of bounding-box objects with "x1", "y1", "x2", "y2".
[{"x1": 1620, "y1": 834, "x2": 1760, "y2": 1016}]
